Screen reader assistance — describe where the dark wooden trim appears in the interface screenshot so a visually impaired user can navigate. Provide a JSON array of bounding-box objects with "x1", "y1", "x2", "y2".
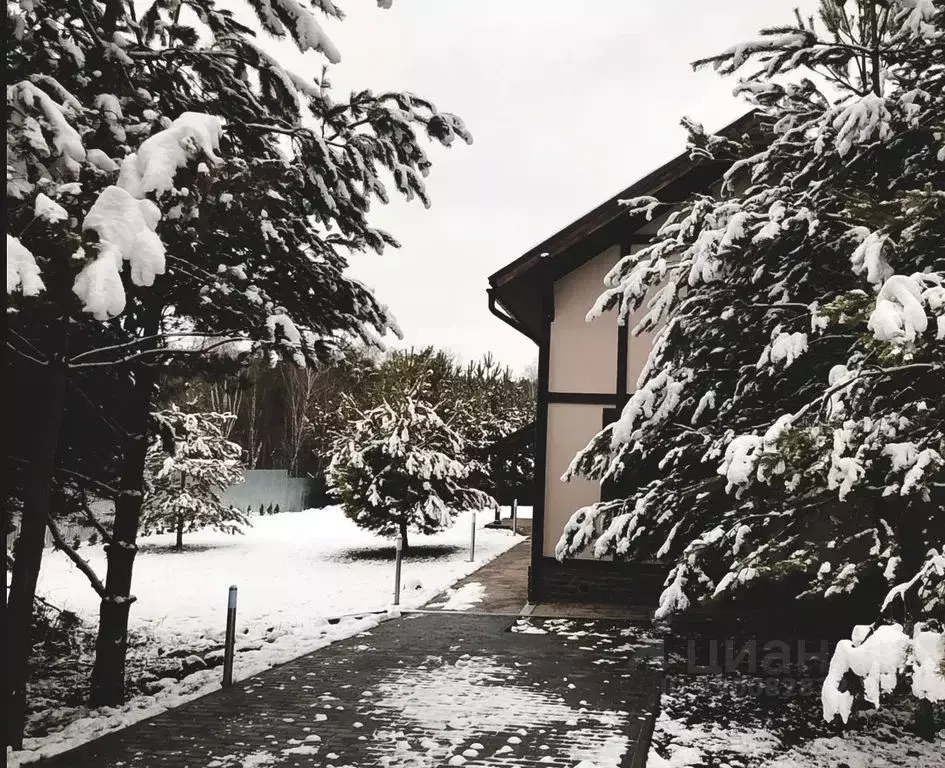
[
  {"x1": 529, "y1": 279, "x2": 554, "y2": 602},
  {"x1": 547, "y1": 392, "x2": 619, "y2": 405},
  {"x1": 615, "y1": 242, "x2": 633, "y2": 408},
  {"x1": 602, "y1": 408, "x2": 619, "y2": 429},
  {"x1": 616, "y1": 323, "x2": 629, "y2": 406},
  {"x1": 600, "y1": 408, "x2": 620, "y2": 503},
  {"x1": 487, "y1": 288, "x2": 538, "y2": 344},
  {"x1": 479, "y1": 421, "x2": 535, "y2": 459},
  {"x1": 488, "y1": 114, "x2": 769, "y2": 338}
]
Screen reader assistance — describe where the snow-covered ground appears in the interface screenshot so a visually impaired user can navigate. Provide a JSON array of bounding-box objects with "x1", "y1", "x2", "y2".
[
  {"x1": 648, "y1": 674, "x2": 945, "y2": 768},
  {"x1": 12, "y1": 506, "x2": 525, "y2": 765}
]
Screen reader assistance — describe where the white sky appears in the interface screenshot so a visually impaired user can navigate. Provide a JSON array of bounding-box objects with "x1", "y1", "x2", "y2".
[{"x1": 267, "y1": 1, "x2": 817, "y2": 373}]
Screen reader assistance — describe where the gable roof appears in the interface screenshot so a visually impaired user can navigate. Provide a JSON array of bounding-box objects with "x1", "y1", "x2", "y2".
[{"x1": 487, "y1": 111, "x2": 761, "y2": 340}]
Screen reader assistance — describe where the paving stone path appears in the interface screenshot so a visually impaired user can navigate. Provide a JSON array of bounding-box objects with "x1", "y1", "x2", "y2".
[{"x1": 36, "y1": 612, "x2": 663, "y2": 768}]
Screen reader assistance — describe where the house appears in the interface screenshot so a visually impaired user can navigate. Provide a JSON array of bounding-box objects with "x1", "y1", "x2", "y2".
[{"x1": 487, "y1": 112, "x2": 759, "y2": 605}]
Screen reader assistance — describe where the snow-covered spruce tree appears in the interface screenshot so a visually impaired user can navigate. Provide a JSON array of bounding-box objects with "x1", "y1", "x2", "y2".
[
  {"x1": 340, "y1": 347, "x2": 535, "y2": 500},
  {"x1": 141, "y1": 406, "x2": 247, "y2": 550},
  {"x1": 7, "y1": 0, "x2": 470, "y2": 722},
  {"x1": 556, "y1": 0, "x2": 944, "y2": 722},
  {"x1": 327, "y1": 385, "x2": 496, "y2": 552}
]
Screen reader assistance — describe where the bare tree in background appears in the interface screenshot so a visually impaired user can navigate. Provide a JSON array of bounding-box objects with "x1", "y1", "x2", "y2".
[
  {"x1": 207, "y1": 383, "x2": 242, "y2": 438},
  {"x1": 280, "y1": 367, "x2": 317, "y2": 476}
]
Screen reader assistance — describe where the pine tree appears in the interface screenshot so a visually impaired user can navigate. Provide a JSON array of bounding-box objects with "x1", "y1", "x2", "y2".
[
  {"x1": 556, "y1": 0, "x2": 944, "y2": 721},
  {"x1": 449, "y1": 353, "x2": 535, "y2": 502},
  {"x1": 348, "y1": 347, "x2": 535, "y2": 499},
  {"x1": 327, "y1": 382, "x2": 496, "y2": 551},
  {"x1": 6, "y1": 0, "x2": 471, "y2": 727},
  {"x1": 141, "y1": 406, "x2": 248, "y2": 550}
]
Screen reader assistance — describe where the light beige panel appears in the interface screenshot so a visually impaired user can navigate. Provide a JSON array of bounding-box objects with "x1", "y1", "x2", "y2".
[
  {"x1": 548, "y1": 246, "x2": 620, "y2": 394},
  {"x1": 543, "y1": 402, "x2": 606, "y2": 557}
]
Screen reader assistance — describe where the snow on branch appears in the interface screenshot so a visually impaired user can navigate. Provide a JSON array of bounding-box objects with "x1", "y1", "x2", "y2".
[
  {"x1": 117, "y1": 112, "x2": 224, "y2": 198},
  {"x1": 891, "y1": 0, "x2": 939, "y2": 39},
  {"x1": 248, "y1": 0, "x2": 341, "y2": 63},
  {"x1": 9, "y1": 80, "x2": 86, "y2": 171},
  {"x1": 823, "y1": 618, "x2": 945, "y2": 724},
  {"x1": 829, "y1": 93, "x2": 893, "y2": 158},
  {"x1": 868, "y1": 273, "x2": 943, "y2": 344},
  {"x1": 71, "y1": 112, "x2": 225, "y2": 320},
  {"x1": 6, "y1": 235, "x2": 45, "y2": 296},
  {"x1": 75, "y1": 187, "x2": 165, "y2": 320}
]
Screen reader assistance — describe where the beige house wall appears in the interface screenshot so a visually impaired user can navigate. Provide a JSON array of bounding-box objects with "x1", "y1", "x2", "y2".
[
  {"x1": 540, "y1": 213, "x2": 680, "y2": 558},
  {"x1": 548, "y1": 245, "x2": 620, "y2": 394},
  {"x1": 542, "y1": 245, "x2": 623, "y2": 557},
  {"x1": 543, "y1": 402, "x2": 607, "y2": 557}
]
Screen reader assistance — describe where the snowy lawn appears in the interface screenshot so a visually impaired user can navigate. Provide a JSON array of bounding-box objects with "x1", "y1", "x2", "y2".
[{"x1": 12, "y1": 506, "x2": 525, "y2": 765}]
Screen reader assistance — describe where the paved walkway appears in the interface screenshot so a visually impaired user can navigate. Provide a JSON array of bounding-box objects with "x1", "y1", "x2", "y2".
[
  {"x1": 36, "y1": 543, "x2": 665, "y2": 767},
  {"x1": 424, "y1": 539, "x2": 531, "y2": 614},
  {"x1": 423, "y1": 540, "x2": 655, "y2": 623},
  {"x1": 37, "y1": 614, "x2": 662, "y2": 767}
]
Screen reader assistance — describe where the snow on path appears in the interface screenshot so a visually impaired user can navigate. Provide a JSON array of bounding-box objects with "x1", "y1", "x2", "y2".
[
  {"x1": 427, "y1": 581, "x2": 486, "y2": 611},
  {"x1": 366, "y1": 654, "x2": 629, "y2": 767},
  {"x1": 12, "y1": 507, "x2": 524, "y2": 766}
]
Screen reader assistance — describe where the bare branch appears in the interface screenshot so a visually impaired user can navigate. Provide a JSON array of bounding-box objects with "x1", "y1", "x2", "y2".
[
  {"x1": 46, "y1": 516, "x2": 108, "y2": 598},
  {"x1": 79, "y1": 492, "x2": 113, "y2": 545},
  {"x1": 69, "y1": 338, "x2": 250, "y2": 369},
  {"x1": 68, "y1": 331, "x2": 245, "y2": 365},
  {"x1": 6, "y1": 342, "x2": 49, "y2": 367}
]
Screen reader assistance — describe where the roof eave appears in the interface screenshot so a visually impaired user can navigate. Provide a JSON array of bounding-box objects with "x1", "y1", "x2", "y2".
[{"x1": 487, "y1": 110, "x2": 760, "y2": 291}]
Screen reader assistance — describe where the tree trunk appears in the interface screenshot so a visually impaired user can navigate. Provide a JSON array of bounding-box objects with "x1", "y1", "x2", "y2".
[
  {"x1": 5, "y1": 360, "x2": 68, "y2": 748},
  {"x1": 89, "y1": 366, "x2": 156, "y2": 706}
]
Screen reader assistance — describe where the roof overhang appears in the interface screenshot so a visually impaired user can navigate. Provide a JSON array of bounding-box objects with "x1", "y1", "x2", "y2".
[{"x1": 487, "y1": 111, "x2": 761, "y2": 339}]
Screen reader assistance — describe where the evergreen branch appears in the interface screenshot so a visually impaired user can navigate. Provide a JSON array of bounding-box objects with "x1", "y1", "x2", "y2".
[
  {"x1": 791, "y1": 363, "x2": 943, "y2": 423},
  {"x1": 70, "y1": 0, "x2": 107, "y2": 48},
  {"x1": 46, "y1": 516, "x2": 108, "y2": 598}
]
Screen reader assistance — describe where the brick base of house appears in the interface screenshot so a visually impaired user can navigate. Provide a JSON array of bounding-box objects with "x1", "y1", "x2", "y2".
[{"x1": 529, "y1": 557, "x2": 669, "y2": 606}]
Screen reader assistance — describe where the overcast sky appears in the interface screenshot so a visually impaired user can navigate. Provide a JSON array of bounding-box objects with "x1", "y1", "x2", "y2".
[{"x1": 277, "y1": 1, "x2": 816, "y2": 372}]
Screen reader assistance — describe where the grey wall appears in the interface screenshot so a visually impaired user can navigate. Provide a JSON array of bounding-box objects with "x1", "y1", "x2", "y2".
[
  {"x1": 5, "y1": 472, "x2": 314, "y2": 551},
  {"x1": 221, "y1": 470, "x2": 313, "y2": 514}
]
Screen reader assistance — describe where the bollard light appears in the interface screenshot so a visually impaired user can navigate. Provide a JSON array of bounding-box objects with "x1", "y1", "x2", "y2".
[
  {"x1": 393, "y1": 537, "x2": 403, "y2": 606},
  {"x1": 469, "y1": 511, "x2": 477, "y2": 562},
  {"x1": 222, "y1": 584, "x2": 238, "y2": 687}
]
